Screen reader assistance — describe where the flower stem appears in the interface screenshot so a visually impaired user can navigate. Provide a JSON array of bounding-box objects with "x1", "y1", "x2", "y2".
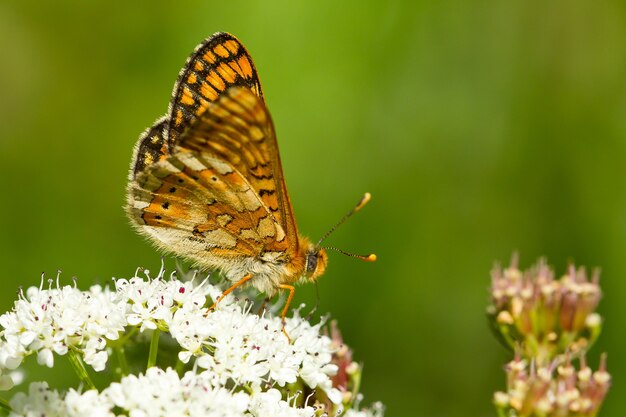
[
  {"x1": 117, "y1": 326, "x2": 138, "y2": 345},
  {"x1": 147, "y1": 329, "x2": 161, "y2": 369},
  {"x1": 114, "y1": 345, "x2": 130, "y2": 376},
  {"x1": 0, "y1": 396, "x2": 11, "y2": 413},
  {"x1": 349, "y1": 367, "x2": 362, "y2": 409},
  {"x1": 68, "y1": 349, "x2": 96, "y2": 390},
  {"x1": 495, "y1": 407, "x2": 507, "y2": 417},
  {"x1": 175, "y1": 358, "x2": 185, "y2": 375}
]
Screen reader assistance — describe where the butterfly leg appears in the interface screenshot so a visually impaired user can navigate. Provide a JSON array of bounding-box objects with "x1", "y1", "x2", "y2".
[
  {"x1": 207, "y1": 273, "x2": 253, "y2": 313},
  {"x1": 278, "y1": 284, "x2": 295, "y2": 343}
]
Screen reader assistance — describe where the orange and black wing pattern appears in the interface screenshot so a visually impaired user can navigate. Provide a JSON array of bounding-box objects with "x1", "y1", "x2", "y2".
[
  {"x1": 167, "y1": 32, "x2": 264, "y2": 150},
  {"x1": 131, "y1": 116, "x2": 169, "y2": 177},
  {"x1": 128, "y1": 33, "x2": 299, "y2": 261},
  {"x1": 129, "y1": 33, "x2": 263, "y2": 181},
  {"x1": 176, "y1": 87, "x2": 298, "y2": 254},
  {"x1": 127, "y1": 88, "x2": 295, "y2": 261}
]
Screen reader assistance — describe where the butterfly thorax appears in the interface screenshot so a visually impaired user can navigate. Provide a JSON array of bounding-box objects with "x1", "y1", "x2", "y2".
[{"x1": 215, "y1": 235, "x2": 327, "y2": 296}]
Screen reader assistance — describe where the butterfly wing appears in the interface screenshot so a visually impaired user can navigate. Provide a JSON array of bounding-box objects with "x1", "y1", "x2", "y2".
[
  {"x1": 127, "y1": 87, "x2": 298, "y2": 266},
  {"x1": 131, "y1": 33, "x2": 264, "y2": 179},
  {"x1": 130, "y1": 116, "x2": 169, "y2": 177},
  {"x1": 177, "y1": 87, "x2": 299, "y2": 255},
  {"x1": 128, "y1": 149, "x2": 273, "y2": 260},
  {"x1": 167, "y1": 32, "x2": 264, "y2": 151}
]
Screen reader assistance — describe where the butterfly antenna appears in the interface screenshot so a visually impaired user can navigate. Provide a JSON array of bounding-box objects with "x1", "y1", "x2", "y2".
[
  {"x1": 323, "y1": 246, "x2": 377, "y2": 262},
  {"x1": 316, "y1": 193, "x2": 372, "y2": 247},
  {"x1": 316, "y1": 193, "x2": 376, "y2": 262}
]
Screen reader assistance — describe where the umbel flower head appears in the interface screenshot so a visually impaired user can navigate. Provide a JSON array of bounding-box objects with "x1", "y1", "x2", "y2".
[
  {"x1": 0, "y1": 264, "x2": 384, "y2": 417},
  {"x1": 488, "y1": 255, "x2": 602, "y2": 364},
  {"x1": 488, "y1": 255, "x2": 610, "y2": 417},
  {"x1": 493, "y1": 353, "x2": 610, "y2": 417}
]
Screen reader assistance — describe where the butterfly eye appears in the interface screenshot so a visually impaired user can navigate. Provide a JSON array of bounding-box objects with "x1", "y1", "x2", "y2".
[{"x1": 306, "y1": 252, "x2": 318, "y2": 274}]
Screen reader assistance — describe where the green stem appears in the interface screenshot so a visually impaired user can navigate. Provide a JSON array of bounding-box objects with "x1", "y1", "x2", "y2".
[
  {"x1": 0, "y1": 396, "x2": 12, "y2": 414},
  {"x1": 495, "y1": 407, "x2": 507, "y2": 417},
  {"x1": 175, "y1": 358, "x2": 185, "y2": 375},
  {"x1": 147, "y1": 329, "x2": 161, "y2": 369},
  {"x1": 68, "y1": 349, "x2": 96, "y2": 390},
  {"x1": 349, "y1": 366, "x2": 362, "y2": 409},
  {"x1": 115, "y1": 327, "x2": 138, "y2": 345},
  {"x1": 114, "y1": 345, "x2": 130, "y2": 376}
]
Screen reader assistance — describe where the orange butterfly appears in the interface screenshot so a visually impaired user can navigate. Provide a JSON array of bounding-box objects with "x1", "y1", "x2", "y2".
[{"x1": 126, "y1": 33, "x2": 374, "y2": 336}]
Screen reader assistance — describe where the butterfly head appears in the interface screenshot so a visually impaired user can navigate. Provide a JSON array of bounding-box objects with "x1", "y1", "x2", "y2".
[{"x1": 304, "y1": 245, "x2": 328, "y2": 282}]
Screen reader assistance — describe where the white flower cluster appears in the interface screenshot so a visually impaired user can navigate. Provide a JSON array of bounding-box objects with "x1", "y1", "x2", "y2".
[
  {"x1": 9, "y1": 367, "x2": 319, "y2": 417},
  {"x1": 171, "y1": 291, "x2": 341, "y2": 401},
  {"x1": 9, "y1": 368, "x2": 385, "y2": 417},
  {"x1": 0, "y1": 268, "x2": 384, "y2": 416},
  {"x1": 0, "y1": 280, "x2": 127, "y2": 375}
]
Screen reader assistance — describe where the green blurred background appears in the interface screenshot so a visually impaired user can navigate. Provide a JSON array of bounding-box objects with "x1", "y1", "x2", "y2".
[{"x1": 1, "y1": 1, "x2": 625, "y2": 415}]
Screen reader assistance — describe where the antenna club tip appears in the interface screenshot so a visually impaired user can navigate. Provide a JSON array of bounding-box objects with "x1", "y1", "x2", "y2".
[
  {"x1": 366, "y1": 254, "x2": 377, "y2": 262},
  {"x1": 356, "y1": 192, "x2": 372, "y2": 212}
]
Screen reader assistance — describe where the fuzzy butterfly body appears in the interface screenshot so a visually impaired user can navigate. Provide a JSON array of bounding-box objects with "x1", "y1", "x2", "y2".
[{"x1": 126, "y1": 33, "x2": 329, "y2": 301}]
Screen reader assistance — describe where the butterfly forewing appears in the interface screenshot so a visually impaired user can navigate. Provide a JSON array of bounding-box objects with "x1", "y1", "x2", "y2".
[
  {"x1": 167, "y1": 32, "x2": 264, "y2": 151},
  {"x1": 177, "y1": 87, "x2": 298, "y2": 254},
  {"x1": 128, "y1": 87, "x2": 297, "y2": 267},
  {"x1": 131, "y1": 116, "x2": 169, "y2": 177},
  {"x1": 126, "y1": 33, "x2": 322, "y2": 299}
]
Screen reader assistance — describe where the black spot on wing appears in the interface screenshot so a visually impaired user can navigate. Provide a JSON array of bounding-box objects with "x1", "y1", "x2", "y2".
[{"x1": 259, "y1": 189, "x2": 275, "y2": 197}]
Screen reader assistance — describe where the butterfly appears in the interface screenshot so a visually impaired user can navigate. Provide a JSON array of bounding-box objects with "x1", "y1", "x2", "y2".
[{"x1": 126, "y1": 32, "x2": 375, "y2": 335}]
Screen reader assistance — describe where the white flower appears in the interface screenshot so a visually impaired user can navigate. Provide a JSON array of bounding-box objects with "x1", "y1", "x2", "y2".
[
  {"x1": 9, "y1": 368, "x2": 352, "y2": 417},
  {"x1": 0, "y1": 282, "x2": 130, "y2": 375},
  {"x1": 65, "y1": 389, "x2": 113, "y2": 417},
  {"x1": 248, "y1": 388, "x2": 316, "y2": 417},
  {"x1": 344, "y1": 403, "x2": 386, "y2": 417},
  {"x1": 9, "y1": 382, "x2": 65, "y2": 417},
  {"x1": 0, "y1": 267, "x2": 384, "y2": 416}
]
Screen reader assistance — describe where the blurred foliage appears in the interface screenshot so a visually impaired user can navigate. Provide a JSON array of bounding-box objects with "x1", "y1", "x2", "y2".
[{"x1": 1, "y1": 1, "x2": 625, "y2": 416}]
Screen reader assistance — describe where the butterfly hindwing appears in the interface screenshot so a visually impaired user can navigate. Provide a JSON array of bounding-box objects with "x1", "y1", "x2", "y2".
[
  {"x1": 167, "y1": 32, "x2": 264, "y2": 151},
  {"x1": 128, "y1": 149, "x2": 277, "y2": 259}
]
